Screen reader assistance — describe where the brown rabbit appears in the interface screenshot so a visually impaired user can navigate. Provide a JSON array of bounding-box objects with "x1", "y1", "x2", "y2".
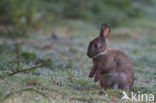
[{"x1": 87, "y1": 23, "x2": 134, "y2": 91}]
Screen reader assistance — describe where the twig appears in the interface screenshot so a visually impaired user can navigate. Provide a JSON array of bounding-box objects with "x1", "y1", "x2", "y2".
[
  {"x1": 8, "y1": 65, "x2": 42, "y2": 76},
  {"x1": 1, "y1": 88, "x2": 50, "y2": 102}
]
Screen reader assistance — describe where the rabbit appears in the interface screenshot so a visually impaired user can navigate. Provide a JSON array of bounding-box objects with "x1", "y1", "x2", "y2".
[{"x1": 87, "y1": 23, "x2": 134, "y2": 91}]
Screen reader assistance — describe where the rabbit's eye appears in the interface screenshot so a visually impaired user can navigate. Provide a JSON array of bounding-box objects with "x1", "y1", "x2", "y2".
[{"x1": 94, "y1": 44, "x2": 98, "y2": 48}]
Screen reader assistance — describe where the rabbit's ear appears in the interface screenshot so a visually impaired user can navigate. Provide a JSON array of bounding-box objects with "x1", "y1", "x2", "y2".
[{"x1": 100, "y1": 23, "x2": 110, "y2": 39}]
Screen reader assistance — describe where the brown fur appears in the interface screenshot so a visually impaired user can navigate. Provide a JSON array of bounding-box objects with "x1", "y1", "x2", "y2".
[{"x1": 87, "y1": 23, "x2": 134, "y2": 91}]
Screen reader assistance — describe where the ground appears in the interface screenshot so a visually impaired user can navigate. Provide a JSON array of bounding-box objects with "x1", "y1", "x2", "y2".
[{"x1": 0, "y1": 18, "x2": 156, "y2": 103}]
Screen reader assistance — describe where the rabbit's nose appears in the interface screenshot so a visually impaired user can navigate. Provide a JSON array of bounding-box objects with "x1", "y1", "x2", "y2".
[{"x1": 87, "y1": 52, "x2": 91, "y2": 58}]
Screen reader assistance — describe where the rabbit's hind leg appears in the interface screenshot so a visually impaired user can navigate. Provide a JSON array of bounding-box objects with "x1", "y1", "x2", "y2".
[{"x1": 112, "y1": 83, "x2": 119, "y2": 90}]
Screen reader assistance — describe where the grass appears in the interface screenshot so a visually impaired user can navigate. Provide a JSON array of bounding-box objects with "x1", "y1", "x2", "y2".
[{"x1": 0, "y1": 17, "x2": 156, "y2": 103}]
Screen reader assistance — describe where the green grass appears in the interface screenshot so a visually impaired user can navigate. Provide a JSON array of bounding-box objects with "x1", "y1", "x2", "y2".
[{"x1": 0, "y1": 18, "x2": 156, "y2": 103}]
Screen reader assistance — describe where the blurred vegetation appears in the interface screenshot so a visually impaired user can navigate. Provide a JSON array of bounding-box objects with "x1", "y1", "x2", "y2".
[{"x1": 0, "y1": 0, "x2": 154, "y2": 37}]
